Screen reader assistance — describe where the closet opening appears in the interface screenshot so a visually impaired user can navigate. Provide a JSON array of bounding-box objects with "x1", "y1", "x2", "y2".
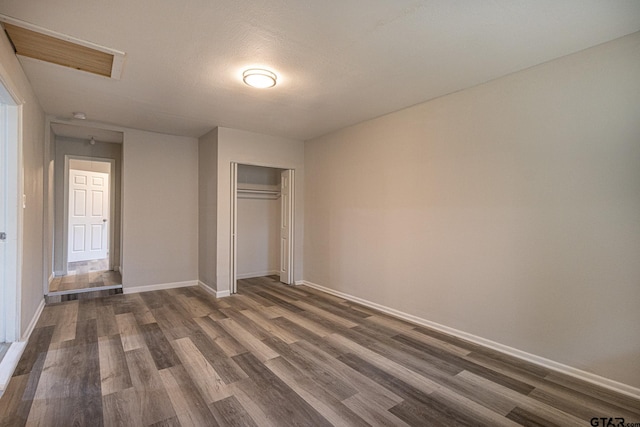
[
  {"x1": 47, "y1": 123, "x2": 123, "y2": 300},
  {"x1": 230, "y1": 163, "x2": 294, "y2": 294}
]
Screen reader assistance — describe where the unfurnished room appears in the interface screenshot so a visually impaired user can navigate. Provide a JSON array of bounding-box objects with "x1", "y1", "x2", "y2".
[{"x1": 0, "y1": 1, "x2": 639, "y2": 426}]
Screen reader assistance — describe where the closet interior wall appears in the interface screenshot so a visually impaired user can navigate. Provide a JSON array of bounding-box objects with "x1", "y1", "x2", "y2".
[{"x1": 236, "y1": 164, "x2": 283, "y2": 279}]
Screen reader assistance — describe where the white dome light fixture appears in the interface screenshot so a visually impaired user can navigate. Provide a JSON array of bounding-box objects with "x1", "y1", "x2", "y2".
[{"x1": 243, "y1": 68, "x2": 277, "y2": 89}]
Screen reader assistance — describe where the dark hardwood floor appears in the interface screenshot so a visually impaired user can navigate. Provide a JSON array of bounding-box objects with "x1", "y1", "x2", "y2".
[{"x1": 1, "y1": 276, "x2": 638, "y2": 426}]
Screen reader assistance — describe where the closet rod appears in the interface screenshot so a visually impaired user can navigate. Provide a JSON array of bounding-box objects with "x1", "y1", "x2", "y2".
[{"x1": 237, "y1": 188, "x2": 280, "y2": 195}]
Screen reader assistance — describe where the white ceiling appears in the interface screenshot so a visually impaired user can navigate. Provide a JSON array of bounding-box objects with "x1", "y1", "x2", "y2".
[{"x1": 2, "y1": 1, "x2": 640, "y2": 141}]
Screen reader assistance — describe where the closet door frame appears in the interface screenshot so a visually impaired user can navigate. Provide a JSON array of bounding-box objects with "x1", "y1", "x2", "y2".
[
  {"x1": 230, "y1": 162, "x2": 295, "y2": 294},
  {"x1": 230, "y1": 163, "x2": 238, "y2": 294}
]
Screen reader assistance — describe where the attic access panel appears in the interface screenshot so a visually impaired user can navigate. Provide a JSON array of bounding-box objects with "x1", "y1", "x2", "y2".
[{"x1": 0, "y1": 16, "x2": 125, "y2": 79}]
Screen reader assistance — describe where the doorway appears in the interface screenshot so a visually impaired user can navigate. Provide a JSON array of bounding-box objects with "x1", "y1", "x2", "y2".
[
  {"x1": 48, "y1": 124, "x2": 123, "y2": 297},
  {"x1": 49, "y1": 156, "x2": 118, "y2": 293},
  {"x1": 0, "y1": 78, "x2": 21, "y2": 350},
  {"x1": 230, "y1": 163, "x2": 295, "y2": 294},
  {"x1": 68, "y1": 164, "x2": 110, "y2": 262}
]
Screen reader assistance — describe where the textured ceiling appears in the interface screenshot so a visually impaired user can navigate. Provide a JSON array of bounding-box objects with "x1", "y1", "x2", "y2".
[{"x1": 1, "y1": 1, "x2": 640, "y2": 141}]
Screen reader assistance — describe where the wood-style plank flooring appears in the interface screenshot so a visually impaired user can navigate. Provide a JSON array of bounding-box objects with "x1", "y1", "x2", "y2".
[
  {"x1": 49, "y1": 270, "x2": 122, "y2": 293},
  {"x1": 2, "y1": 276, "x2": 639, "y2": 426},
  {"x1": 67, "y1": 259, "x2": 110, "y2": 276},
  {"x1": 49, "y1": 258, "x2": 121, "y2": 293}
]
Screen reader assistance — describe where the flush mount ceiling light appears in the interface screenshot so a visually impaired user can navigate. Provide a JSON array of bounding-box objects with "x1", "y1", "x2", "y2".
[
  {"x1": 73, "y1": 112, "x2": 86, "y2": 120},
  {"x1": 242, "y1": 68, "x2": 277, "y2": 88}
]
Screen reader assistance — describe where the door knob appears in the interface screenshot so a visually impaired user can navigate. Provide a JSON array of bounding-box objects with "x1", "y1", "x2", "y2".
[{"x1": 103, "y1": 219, "x2": 107, "y2": 222}]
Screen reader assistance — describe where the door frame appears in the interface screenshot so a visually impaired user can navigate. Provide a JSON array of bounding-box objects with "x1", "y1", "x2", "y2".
[
  {"x1": 0, "y1": 75, "x2": 24, "y2": 343},
  {"x1": 229, "y1": 161, "x2": 295, "y2": 294},
  {"x1": 62, "y1": 155, "x2": 116, "y2": 275},
  {"x1": 279, "y1": 169, "x2": 295, "y2": 284}
]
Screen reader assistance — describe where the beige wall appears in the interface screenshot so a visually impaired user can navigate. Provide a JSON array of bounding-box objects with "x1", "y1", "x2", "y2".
[
  {"x1": 238, "y1": 164, "x2": 280, "y2": 187},
  {"x1": 304, "y1": 32, "x2": 640, "y2": 388},
  {"x1": 216, "y1": 127, "x2": 304, "y2": 293},
  {"x1": 122, "y1": 129, "x2": 198, "y2": 288},
  {"x1": 237, "y1": 197, "x2": 280, "y2": 278},
  {"x1": 69, "y1": 158, "x2": 111, "y2": 173},
  {"x1": 198, "y1": 128, "x2": 218, "y2": 288},
  {"x1": 0, "y1": 30, "x2": 46, "y2": 337},
  {"x1": 53, "y1": 137, "x2": 122, "y2": 274}
]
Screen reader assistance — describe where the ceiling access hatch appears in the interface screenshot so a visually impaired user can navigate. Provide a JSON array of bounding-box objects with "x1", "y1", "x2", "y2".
[{"x1": 0, "y1": 15, "x2": 125, "y2": 79}]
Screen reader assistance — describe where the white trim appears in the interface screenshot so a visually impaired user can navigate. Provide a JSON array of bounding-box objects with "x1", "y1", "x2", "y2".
[
  {"x1": 236, "y1": 270, "x2": 279, "y2": 280},
  {"x1": 280, "y1": 169, "x2": 295, "y2": 285},
  {"x1": 20, "y1": 298, "x2": 45, "y2": 342},
  {"x1": 0, "y1": 63, "x2": 25, "y2": 105},
  {"x1": 0, "y1": 341, "x2": 26, "y2": 394},
  {"x1": 0, "y1": 80, "x2": 23, "y2": 343},
  {"x1": 48, "y1": 273, "x2": 54, "y2": 286},
  {"x1": 198, "y1": 281, "x2": 230, "y2": 298},
  {"x1": 63, "y1": 155, "x2": 116, "y2": 275},
  {"x1": 230, "y1": 162, "x2": 237, "y2": 294},
  {"x1": 122, "y1": 280, "x2": 197, "y2": 295},
  {"x1": 298, "y1": 280, "x2": 640, "y2": 399},
  {"x1": 230, "y1": 163, "x2": 297, "y2": 294},
  {"x1": 0, "y1": 297, "x2": 44, "y2": 394}
]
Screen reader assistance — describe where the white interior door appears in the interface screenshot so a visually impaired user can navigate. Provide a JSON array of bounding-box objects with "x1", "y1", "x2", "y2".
[
  {"x1": 230, "y1": 162, "x2": 238, "y2": 293},
  {"x1": 279, "y1": 169, "x2": 294, "y2": 284},
  {"x1": 0, "y1": 103, "x2": 6, "y2": 342},
  {"x1": 68, "y1": 169, "x2": 110, "y2": 262},
  {"x1": 0, "y1": 90, "x2": 21, "y2": 343}
]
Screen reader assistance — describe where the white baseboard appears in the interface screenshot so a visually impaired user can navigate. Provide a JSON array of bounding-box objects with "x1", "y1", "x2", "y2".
[
  {"x1": 298, "y1": 280, "x2": 640, "y2": 399},
  {"x1": 123, "y1": 280, "x2": 197, "y2": 294},
  {"x1": 1, "y1": 298, "x2": 45, "y2": 395},
  {"x1": 21, "y1": 298, "x2": 45, "y2": 342},
  {"x1": 0, "y1": 341, "x2": 27, "y2": 394},
  {"x1": 237, "y1": 270, "x2": 279, "y2": 280},
  {"x1": 198, "y1": 281, "x2": 230, "y2": 298}
]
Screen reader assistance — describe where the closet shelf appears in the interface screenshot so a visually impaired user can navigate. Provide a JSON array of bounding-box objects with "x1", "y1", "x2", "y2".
[
  {"x1": 237, "y1": 188, "x2": 280, "y2": 199},
  {"x1": 237, "y1": 188, "x2": 280, "y2": 195}
]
